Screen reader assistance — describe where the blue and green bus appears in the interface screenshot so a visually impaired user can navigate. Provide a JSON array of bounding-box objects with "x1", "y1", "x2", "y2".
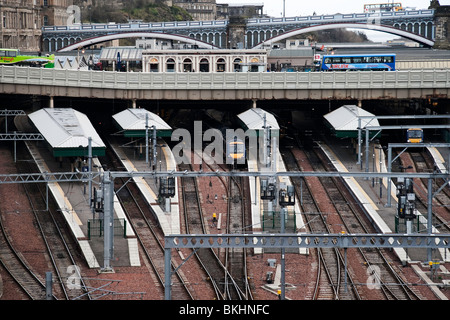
[{"x1": 320, "y1": 53, "x2": 396, "y2": 71}]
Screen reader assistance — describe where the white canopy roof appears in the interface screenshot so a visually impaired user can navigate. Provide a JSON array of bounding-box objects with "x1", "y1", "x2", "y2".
[
  {"x1": 28, "y1": 108, "x2": 105, "y2": 149},
  {"x1": 112, "y1": 108, "x2": 171, "y2": 131},
  {"x1": 237, "y1": 108, "x2": 280, "y2": 130},
  {"x1": 323, "y1": 105, "x2": 380, "y2": 131}
]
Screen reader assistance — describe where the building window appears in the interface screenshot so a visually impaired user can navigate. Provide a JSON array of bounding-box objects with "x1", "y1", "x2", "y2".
[
  {"x1": 183, "y1": 58, "x2": 192, "y2": 72},
  {"x1": 199, "y1": 58, "x2": 209, "y2": 72},
  {"x1": 233, "y1": 58, "x2": 242, "y2": 72},
  {"x1": 149, "y1": 57, "x2": 159, "y2": 72},
  {"x1": 166, "y1": 58, "x2": 176, "y2": 72},
  {"x1": 216, "y1": 58, "x2": 225, "y2": 72},
  {"x1": 43, "y1": 15, "x2": 49, "y2": 26}
]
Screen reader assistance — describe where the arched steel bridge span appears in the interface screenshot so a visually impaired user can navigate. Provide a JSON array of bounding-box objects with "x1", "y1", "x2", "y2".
[
  {"x1": 58, "y1": 32, "x2": 219, "y2": 52},
  {"x1": 253, "y1": 23, "x2": 435, "y2": 49},
  {"x1": 42, "y1": 9, "x2": 436, "y2": 51},
  {"x1": 57, "y1": 22, "x2": 434, "y2": 53}
]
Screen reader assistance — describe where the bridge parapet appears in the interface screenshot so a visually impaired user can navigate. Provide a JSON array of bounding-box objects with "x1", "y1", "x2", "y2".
[{"x1": 1, "y1": 66, "x2": 449, "y2": 101}]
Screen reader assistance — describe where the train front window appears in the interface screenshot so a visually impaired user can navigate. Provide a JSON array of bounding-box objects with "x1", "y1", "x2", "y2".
[
  {"x1": 409, "y1": 130, "x2": 422, "y2": 138},
  {"x1": 232, "y1": 143, "x2": 245, "y2": 154}
]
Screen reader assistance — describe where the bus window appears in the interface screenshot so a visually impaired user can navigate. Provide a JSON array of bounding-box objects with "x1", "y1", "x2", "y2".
[
  {"x1": 331, "y1": 57, "x2": 341, "y2": 63},
  {"x1": 324, "y1": 58, "x2": 331, "y2": 64},
  {"x1": 353, "y1": 57, "x2": 363, "y2": 63},
  {"x1": 342, "y1": 57, "x2": 352, "y2": 63},
  {"x1": 384, "y1": 56, "x2": 393, "y2": 63}
]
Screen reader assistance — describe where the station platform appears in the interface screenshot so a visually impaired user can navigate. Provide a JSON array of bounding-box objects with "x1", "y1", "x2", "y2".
[
  {"x1": 248, "y1": 147, "x2": 307, "y2": 255},
  {"x1": 317, "y1": 137, "x2": 450, "y2": 264},
  {"x1": 108, "y1": 136, "x2": 180, "y2": 236},
  {"x1": 24, "y1": 140, "x2": 140, "y2": 269}
]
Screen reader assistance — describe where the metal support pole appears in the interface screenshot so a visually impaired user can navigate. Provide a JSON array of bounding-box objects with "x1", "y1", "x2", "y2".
[
  {"x1": 152, "y1": 125, "x2": 157, "y2": 171},
  {"x1": 280, "y1": 207, "x2": 286, "y2": 300},
  {"x1": 88, "y1": 137, "x2": 92, "y2": 210},
  {"x1": 46, "y1": 272, "x2": 53, "y2": 300},
  {"x1": 344, "y1": 248, "x2": 348, "y2": 293},
  {"x1": 102, "y1": 172, "x2": 114, "y2": 272},
  {"x1": 365, "y1": 128, "x2": 369, "y2": 174},
  {"x1": 46, "y1": 183, "x2": 49, "y2": 211},
  {"x1": 357, "y1": 119, "x2": 362, "y2": 167},
  {"x1": 145, "y1": 113, "x2": 149, "y2": 165},
  {"x1": 427, "y1": 178, "x2": 433, "y2": 262},
  {"x1": 164, "y1": 247, "x2": 172, "y2": 300},
  {"x1": 387, "y1": 147, "x2": 392, "y2": 207},
  {"x1": 13, "y1": 131, "x2": 16, "y2": 163}
]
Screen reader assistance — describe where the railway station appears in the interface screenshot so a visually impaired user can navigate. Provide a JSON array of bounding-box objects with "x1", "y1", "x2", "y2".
[
  {"x1": 0, "y1": 1, "x2": 450, "y2": 302},
  {"x1": 0, "y1": 98, "x2": 448, "y2": 300}
]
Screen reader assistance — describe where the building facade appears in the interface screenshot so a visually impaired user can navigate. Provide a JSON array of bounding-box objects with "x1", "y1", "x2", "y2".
[
  {"x1": 0, "y1": 0, "x2": 71, "y2": 51},
  {"x1": 142, "y1": 49, "x2": 267, "y2": 72},
  {"x1": 42, "y1": 0, "x2": 72, "y2": 26},
  {"x1": 0, "y1": 0, "x2": 42, "y2": 50},
  {"x1": 173, "y1": 0, "x2": 264, "y2": 21},
  {"x1": 173, "y1": 0, "x2": 217, "y2": 21}
]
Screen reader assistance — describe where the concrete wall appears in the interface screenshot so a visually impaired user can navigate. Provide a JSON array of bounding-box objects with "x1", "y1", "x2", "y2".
[{"x1": 1, "y1": 66, "x2": 449, "y2": 101}]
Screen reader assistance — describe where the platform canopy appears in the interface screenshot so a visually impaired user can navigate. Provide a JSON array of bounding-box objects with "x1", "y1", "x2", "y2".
[
  {"x1": 28, "y1": 108, "x2": 106, "y2": 157},
  {"x1": 99, "y1": 47, "x2": 143, "y2": 62},
  {"x1": 237, "y1": 108, "x2": 279, "y2": 137},
  {"x1": 112, "y1": 108, "x2": 172, "y2": 138},
  {"x1": 323, "y1": 105, "x2": 380, "y2": 138}
]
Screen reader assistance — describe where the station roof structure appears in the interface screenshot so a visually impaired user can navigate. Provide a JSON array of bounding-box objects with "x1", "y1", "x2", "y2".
[
  {"x1": 99, "y1": 47, "x2": 143, "y2": 62},
  {"x1": 237, "y1": 108, "x2": 280, "y2": 137},
  {"x1": 112, "y1": 108, "x2": 172, "y2": 138},
  {"x1": 28, "y1": 108, "x2": 106, "y2": 157},
  {"x1": 323, "y1": 105, "x2": 380, "y2": 138}
]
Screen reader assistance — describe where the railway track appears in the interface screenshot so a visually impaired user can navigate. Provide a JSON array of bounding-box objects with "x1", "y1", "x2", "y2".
[
  {"x1": 0, "y1": 212, "x2": 50, "y2": 300},
  {"x1": 179, "y1": 162, "x2": 226, "y2": 299},
  {"x1": 409, "y1": 150, "x2": 450, "y2": 233},
  {"x1": 282, "y1": 132, "x2": 424, "y2": 300},
  {"x1": 224, "y1": 175, "x2": 252, "y2": 300},
  {"x1": 281, "y1": 141, "x2": 360, "y2": 300},
  {"x1": 103, "y1": 146, "x2": 193, "y2": 300},
  {"x1": 17, "y1": 145, "x2": 91, "y2": 300},
  {"x1": 312, "y1": 143, "x2": 423, "y2": 300}
]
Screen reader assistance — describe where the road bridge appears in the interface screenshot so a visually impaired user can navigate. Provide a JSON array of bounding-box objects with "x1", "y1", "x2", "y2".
[
  {"x1": 43, "y1": 9, "x2": 439, "y2": 51},
  {"x1": 1, "y1": 66, "x2": 449, "y2": 102}
]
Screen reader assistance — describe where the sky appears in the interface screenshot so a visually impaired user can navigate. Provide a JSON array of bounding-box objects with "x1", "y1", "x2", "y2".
[{"x1": 217, "y1": 0, "x2": 450, "y2": 41}]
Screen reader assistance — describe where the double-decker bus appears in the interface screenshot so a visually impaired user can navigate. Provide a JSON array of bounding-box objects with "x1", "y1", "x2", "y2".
[
  {"x1": 0, "y1": 49, "x2": 54, "y2": 68},
  {"x1": 320, "y1": 53, "x2": 396, "y2": 71},
  {"x1": 364, "y1": 2, "x2": 403, "y2": 12}
]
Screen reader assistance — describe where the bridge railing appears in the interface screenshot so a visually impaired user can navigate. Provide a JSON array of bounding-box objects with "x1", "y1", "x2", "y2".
[
  {"x1": 1, "y1": 66, "x2": 449, "y2": 91},
  {"x1": 43, "y1": 19, "x2": 228, "y2": 33},
  {"x1": 247, "y1": 9, "x2": 434, "y2": 25}
]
